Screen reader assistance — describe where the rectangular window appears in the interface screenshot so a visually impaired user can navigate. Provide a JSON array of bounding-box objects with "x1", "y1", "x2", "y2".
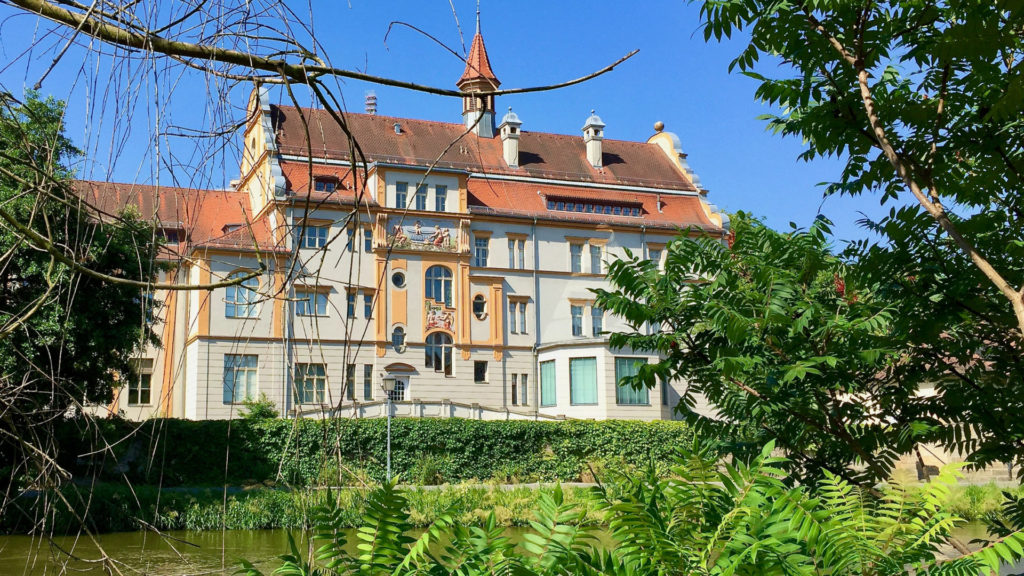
[
  {"x1": 345, "y1": 227, "x2": 354, "y2": 251},
  {"x1": 511, "y1": 374, "x2": 518, "y2": 406},
  {"x1": 313, "y1": 179, "x2": 336, "y2": 193},
  {"x1": 435, "y1": 185, "x2": 447, "y2": 211},
  {"x1": 661, "y1": 375, "x2": 669, "y2": 406},
  {"x1": 223, "y1": 354, "x2": 258, "y2": 404},
  {"x1": 517, "y1": 240, "x2": 525, "y2": 269},
  {"x1": 590, "y1": 245, "x2": 603, "y2": 274},
  {"x1": 128, "y1": 359, "x2": 154, "y2": 406},
  {"x1": 474, "y1": 361, "x2": 488, "y2": 383},
  {"x1": 294, "y1": 363, "x2": 326, "y2": 404},
  {"x1": 395, "y1": 181, "x2": 408, "y2": 208},
  {"x1": 347, "y1": 292, "x2": 356, "y2": 317},
  {"x1": 509, "y1": 300, "x2": 518, "y2": 333},
  {"x1": 346, "y1": 364, "x2": 356, "y2": 400},
  {"x1": 364, "y1": 228, "x2": 373, "y2": 252},
  {"x1": 364, "y1": 364, "x2": 373, "y2": 401},
  {"x1": 508, "y1": 239, "x2": 517, "y2": 269},
  {"x1": 296, "y1": 291, "x2": 328, "y2": 317},
  {"x1": 569, "y1": 357, "x2": 598, "y2": 405},
  {"x1": 474, "y1": 237, "x2": 489, "y2": 267},
  {"x1": 518, "y1": 301, "x2": 528, "y2": 334},
  {"x1": 540, "y1": 361, "x2": 556, "y2": 407},
  {"x1": 571, "y1": 305, "x2": 584, "y2": 337},
  {"x1": 520, "y1": 374, "x2": 528, "y2": 405},
  {"x1": 570, "y1": 244, "x2": 583, "y2": 273},
  {"x1": 363, "y1": 293, "x2": 373, "y2": 319},
  {"x1": 295, "y1": 224, "x2": 329, "y2": 249},
  {"x1": 387, "y1": 379, "x2": 406, "y2": 402},
  {"x1": 591, "y1": 306, "x2": 603, "y2": 337},
  {"x1": 615, "y1": 357, "x2": 649, "y2": 405},
  {"x1": 649, "y1": 248, "x2": 663, "y2": 269},
  {"x1": 415, "y1": 185, "x2": 427, "y2": 210}
]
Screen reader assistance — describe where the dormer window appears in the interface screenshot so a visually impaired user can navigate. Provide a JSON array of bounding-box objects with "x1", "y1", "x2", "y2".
[
  {"x1": 313, "y1": 178, "x2": 337, "y2": 193},
  {"x1": 158, "y1": 227, "x2": 184, "y2": 243},
  {"x1": 222, "y1": 223, "x2": 242, "y2": 233},
  {"x1": 545, "y1": 197, "x2": 643, "y2": 218}
]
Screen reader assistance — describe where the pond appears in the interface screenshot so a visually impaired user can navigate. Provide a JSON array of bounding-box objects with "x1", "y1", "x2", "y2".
[{"x1": 0, "y1": 524, "x2": 1012, "y2": 575}]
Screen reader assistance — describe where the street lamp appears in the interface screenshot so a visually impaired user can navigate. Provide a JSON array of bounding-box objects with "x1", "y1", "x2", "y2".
[{"x1": 381, "y1": 375, "x2": 396, "y2": 482}]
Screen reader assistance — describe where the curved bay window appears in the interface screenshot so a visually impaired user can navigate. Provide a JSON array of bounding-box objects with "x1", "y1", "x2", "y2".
[
  {"x1": 424, "y1": 332, "x2": 453, "y2": 375},
  {"x1": 225, "y1": 271, "x2": 259, "y2": 318},
  {"x1": 425, "y1": 265, "x2": 452, "y2": 307}
]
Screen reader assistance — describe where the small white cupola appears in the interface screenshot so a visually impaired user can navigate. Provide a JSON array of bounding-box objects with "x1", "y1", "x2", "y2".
[
  {"x1": 582, "y1": 110, "x2": 605, "y2": 168},
  {"x1": 498, "y1": 107, "x2": 522, "y2": 168}
]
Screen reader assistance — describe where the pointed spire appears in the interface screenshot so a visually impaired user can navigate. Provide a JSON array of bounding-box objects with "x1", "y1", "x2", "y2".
[
  {"x1": 457, "y1": 6, "x2": 499, "y2": 89},
  {"x1": 476, "y1": 0, "x2": 481, "y2": 35}
]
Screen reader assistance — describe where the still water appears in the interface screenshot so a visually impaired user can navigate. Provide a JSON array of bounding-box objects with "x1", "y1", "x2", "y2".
[{"x1": 0, "y1": 524, "x2": 1000, "y2": 575}]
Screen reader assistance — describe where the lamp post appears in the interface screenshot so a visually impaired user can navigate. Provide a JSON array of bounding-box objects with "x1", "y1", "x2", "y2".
[{"x1": 381, "y1": 375, "x2": 396, "y2": 483}]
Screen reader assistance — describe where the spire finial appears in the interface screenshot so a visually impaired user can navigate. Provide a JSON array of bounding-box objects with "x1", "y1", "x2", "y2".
[{"x1": 476, "y1": 0, "x2": 481, "y2": 34}]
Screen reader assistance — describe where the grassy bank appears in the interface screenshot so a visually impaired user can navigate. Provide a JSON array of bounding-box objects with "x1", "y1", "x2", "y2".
[{"x1": 3, "y1": 483, "x2": 601, "y2": 535}]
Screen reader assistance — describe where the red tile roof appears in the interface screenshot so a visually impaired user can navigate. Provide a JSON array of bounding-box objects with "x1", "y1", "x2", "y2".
[
  {"x1": 271, "y1": 107, "x2": 697, "y2": 192},
  {"x1": 73, "y1": 181, "x2": 284, "y2": 254},
  {"x1": 466, "y1": 179, "x2": 717, "y2": 231},
  {"x1": 278, "y1": 162, "x2": 378, "y2": 207},
  {"x1": 458, "y1": 33, "x2": 499, "y2": 86}
]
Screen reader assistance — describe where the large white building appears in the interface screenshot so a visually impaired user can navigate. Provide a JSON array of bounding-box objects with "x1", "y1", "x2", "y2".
[{"x1": 85, "y1": 28, "x2": 729, "y2": 421}]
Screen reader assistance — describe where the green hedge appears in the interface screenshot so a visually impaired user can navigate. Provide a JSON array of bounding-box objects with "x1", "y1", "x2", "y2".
[{"x1": 53, "y1": 417, "x2": 690, "y2": 487}]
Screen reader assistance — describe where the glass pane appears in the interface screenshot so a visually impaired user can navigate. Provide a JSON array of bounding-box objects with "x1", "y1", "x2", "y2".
[
  {"x1": 540, "y1": 361, "x2": 556, "y2": 406},
  {"x1": 615, "y1": 358, "x2": 648, "y2": 405},
  {"x1": 570, "y1": 358, "x2": 597, "y2": 405}
]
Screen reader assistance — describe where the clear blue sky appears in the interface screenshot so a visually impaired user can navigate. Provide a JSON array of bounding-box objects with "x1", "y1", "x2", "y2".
[{"x1": 0, "y1": 0, "x2": 896, "y2": 245}]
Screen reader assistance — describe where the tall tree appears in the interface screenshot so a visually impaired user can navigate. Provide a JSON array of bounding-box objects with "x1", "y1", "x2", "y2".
[
  {"x1": 694, "y1": 1, "x2": 1024, "y2": 336},
  {"x1": 0, "y1": 93, "x2": 161, "y2": 495}
]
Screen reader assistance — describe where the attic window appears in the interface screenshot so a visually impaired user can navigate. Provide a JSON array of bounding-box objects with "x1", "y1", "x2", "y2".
[
  {"x1": 313, "y1": 178, "x2": 337, "y2": 193},
  {"x1": 546, "y1": 198, "x2": 642, "y2": 217},
  {"x1": 158, "y1": 228, "x2": 184, "y2": 243},
  {"x1": 222, "y1": 224, "x2": 242, "y2": 233}
]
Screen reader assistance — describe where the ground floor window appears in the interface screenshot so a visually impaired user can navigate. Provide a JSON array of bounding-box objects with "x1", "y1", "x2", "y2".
[
  {"x1": 615, "y1": 357, "x2": 649, "y2": 405},
  {"x1": 540, "y1": 360, "x2": 556, "y2": 406},
  {"x1": 128, "y1": 358, "x2": 154, "y2": 405},
  {"x1": 425, "y1": 332, "x2": 453, "y2": 375},
  {"x1": 569, "y1": 357, "x2": 597, "y2": 405},
  {"x1": 364, "y1": 364, "x2": 373, "y2": 400},
  {"x1": 387, "y1": 379, "x2": 406, "y2": 402},
  {"x1": 294, "y1": 363, "x2": 326, "y2": 404},
  {"x1": 474, "y1": 361, "x2": 487, "y2": 382},
  {"x1": 223, "y1": 354, "x2": 258, "y2": 403},
  {"x1": 511, "y1": 374, "x2": 519, "y2": 405},
  {"x1": 346, "y1": 364, "x2": 356, "y2": 400},
  {"x1": 520, "y1": 373, "x2": 528, "y2": 405}
]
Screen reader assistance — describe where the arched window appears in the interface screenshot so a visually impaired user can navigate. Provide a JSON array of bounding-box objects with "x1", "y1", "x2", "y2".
[
  {"x1": 425, "y1": 265, "x2": 452, "y2": 307},
  {"x1": 472, "y1": 294, "x2": 487, "y2": 320},
  {"x1": 225, "y1": 271, "x2": 259, "y2": 318},
  {"x1": 424, "y1": 332, "x2": 453, "y2": 375},
  {"x1": 392, "y1": 326, "x2": 406, "y2": 353}
]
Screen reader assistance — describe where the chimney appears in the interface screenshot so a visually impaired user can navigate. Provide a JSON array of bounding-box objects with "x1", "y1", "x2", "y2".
[
  {"x1": 582, "y1": 110, "x2": 605, "y2": 168},
  {"x1": 365, "y1": 91, "x2": 377, "y2": 115},
  {"x1": 498, "y1": 107, "x2": 522, "y2": 168}
]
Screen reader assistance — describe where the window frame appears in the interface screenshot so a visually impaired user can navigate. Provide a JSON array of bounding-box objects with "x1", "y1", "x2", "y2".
[
  {"x1": 424, "y1": 332, "x2": 453, "y2": 376},
  {"x1": 225, "y1": 271, "x2": 260, "y2": 318},
  {"x1": 363, "y1": 364, "x2": 374, "y2": 400},
  {"x1": 295, "y1": 290, "x2": 328, "y2": 317},
  {"x1": 474, "y1": 360, "x2": 488, "y2": 383},
  {"x1": 615, "y1": 357, "x2": 650, "y2": 405},
  {"x1": 570, "y1": 244, "x2": 583, "y2": 273},
  {"x1": 435, "y1": 185, "x2": 448, "y2": 211},
  {"x1": 474, "y1": 237, "x2": 489, "y2": 267},
  {"x1": 569, "y1": 357, "x2": 598, "y2": 406},
  {"x1": 591, "y1": 306, "x2": 603, "y2": 337},
  {"x1": 425, "y1": 265, "x2": 453, "y2": 307},
  {"x1": 571, "y1": 304, "x2": 584, "y2": 337},
  {"x1": 395, "y1": 181, "x2": 408, "y2": 208},
  {"x1": 540, "y1": 360, "x2": 556, "y2": 407},
  {"x1": 295, "y1": 223, "x2": 329, "y2": 249},
  {"x1": 223, "y1": 354, "x2": 259, "y2": 404},
  {"x1": 294, "y1": 362, "x2": 327, "y2": 404},
  {"x1": 590, "y1": 244, "x2": 603, "y2": 274},
  {"x1": 473, "y1": 294, "x2": 487, "y2": 320},
  {"x1": 414, "y1": 184, "x2": 427, "y2": 210}
]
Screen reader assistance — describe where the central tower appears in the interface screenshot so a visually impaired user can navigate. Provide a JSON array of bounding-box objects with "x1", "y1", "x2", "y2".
[{"x1": 456, "y1": 13, "x2": 500, "y2": 138}]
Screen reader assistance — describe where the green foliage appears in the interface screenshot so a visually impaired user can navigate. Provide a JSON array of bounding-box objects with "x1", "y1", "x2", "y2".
[
  {"x1": 0, "y1": 482, "x2": 597, "y2": 534},
  {"x1": 53, "y1": 416, "x2": 690, "y2": 486},
  {"x1": 595, "y1": 214, "x2": 911, "y2": 483},
  {"x1": 0, "y1": 92, "x2": 161, "y2": 407},
  {"x1": 692, "y1": 0, "x2": 1024, "y2": 471},
  {"x1": 240, "y1": 393, "x2": 279, "y2": 420},
  {"x1": 253, "y1": 443, "x2": 1024, "y2": 576}
]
